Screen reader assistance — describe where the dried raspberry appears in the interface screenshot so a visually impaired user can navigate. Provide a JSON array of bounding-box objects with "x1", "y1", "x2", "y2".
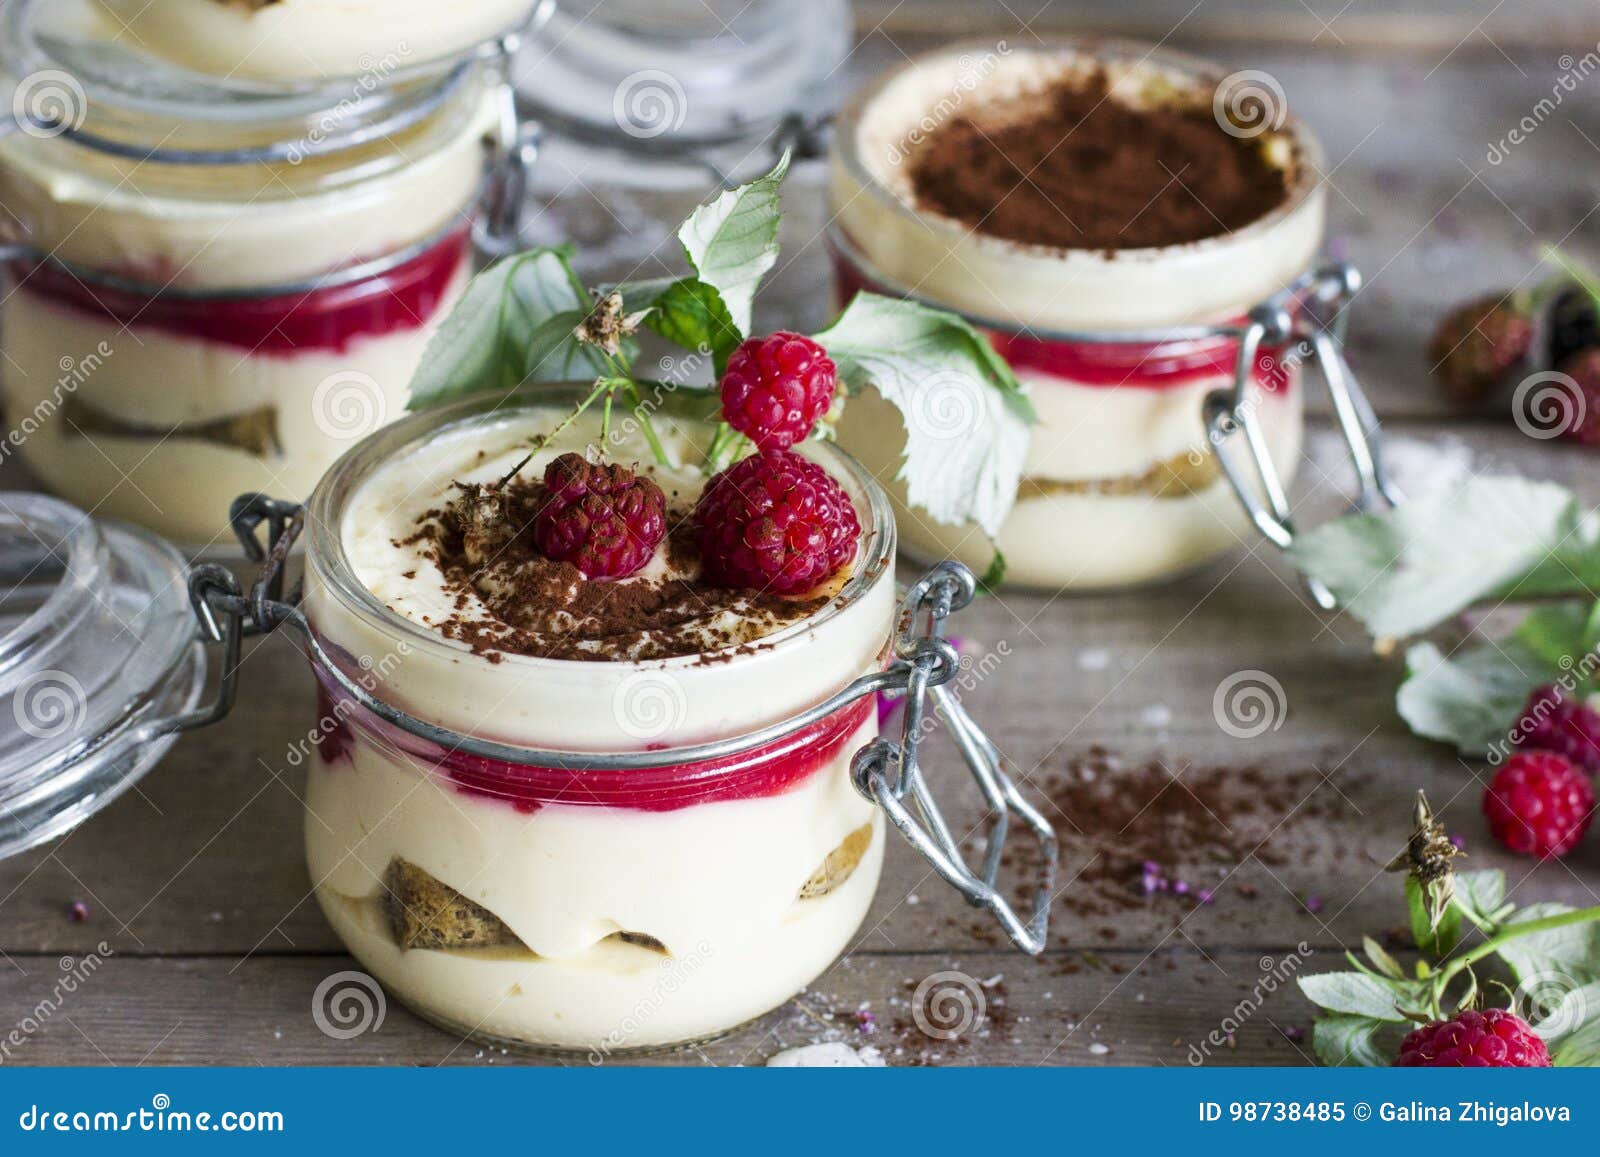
[
  {"x1": 1483, "y1": 750, "x2": 1595, "y2": 859},
  {"x1": 1426, "y1": 294, "x2": 1532, "y2": 402},
  {"x1": 1514, "y1": 684, "x2": 1600, "y2": 775},
  {"x1": 1547, "y1": 348, "x2": 1600, "y2": 446},
  {"x1": 1395, "y1": 1008, "x2": 1551, "y2": 1067},
  {"x1": 532, "y1": 453, "x2": 665, "y2": 580},
  {"x1": 719, "y1": 332, "x2": 837, "y2": 450},
  {"x1": 692, "y1": 450, "x2": 860, "y2": 595}
]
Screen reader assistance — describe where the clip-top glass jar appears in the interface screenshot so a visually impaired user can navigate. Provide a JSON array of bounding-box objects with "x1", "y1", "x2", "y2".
[
  {"x1": 0, "y1": 0, "x2": 539, "y2": 545},
  {"x1": 829, "y1": 39, "x2": 1350, "y2": 592}
]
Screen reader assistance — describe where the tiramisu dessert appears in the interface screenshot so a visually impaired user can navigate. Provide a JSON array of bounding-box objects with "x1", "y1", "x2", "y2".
[
  {"x1": 92, "y1": 0, "x2": 541, "y2": 81},
  {"x1": 831, "y1": 42, "x2": 1326, "y2": 589},
  {"x1": 299, "y1": 389, "x2": 896, "y2": 1050},
  {"x1": 0, "y1": 68, "x2": 497, "y2": 544}
]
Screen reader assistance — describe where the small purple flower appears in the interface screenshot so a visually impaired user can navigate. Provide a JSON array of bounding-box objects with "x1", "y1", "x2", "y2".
[
  {"x1": 1302, "y1": 893, "x2": 1324, "y2": 915},
  {"x1": 68, "y1": 901, "x2": 89, "y2": 923},
  {"x1": 1280, "y1": 1025, "x2": 1305, "y2": 1043},
  {"x1": 1197, "y1": 889, "x2": 1215, "y2": 905}
]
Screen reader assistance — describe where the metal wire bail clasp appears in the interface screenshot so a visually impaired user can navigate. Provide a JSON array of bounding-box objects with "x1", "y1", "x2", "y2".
[
  {"x1": 851, "y1": 562, "x2": 1057, "y2": 955},
  {"x1": 1203, "y1": 262, "x2": 1402, "y2": 609}
]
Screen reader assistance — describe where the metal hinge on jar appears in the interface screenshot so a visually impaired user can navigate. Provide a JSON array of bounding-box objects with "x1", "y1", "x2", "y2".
[
  {"x1": 178, "y1": 497, "x2": 1057, "y2": 956},
  {"x1": 1202, "y1": 263, "x2": 1404, "y2": 609}
]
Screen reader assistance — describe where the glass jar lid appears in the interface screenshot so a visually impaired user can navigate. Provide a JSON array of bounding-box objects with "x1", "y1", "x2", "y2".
[
  {"x1": 1, "y1": 0, "x2": 494, "y2": 162},
  {"x1": 0, "y1": 493, "x2": 205, "y2": 858}
]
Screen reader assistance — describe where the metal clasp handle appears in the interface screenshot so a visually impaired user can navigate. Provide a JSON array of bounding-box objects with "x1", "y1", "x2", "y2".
[
  {"x1": 475, "y1": 80, "x2": 541, "y2": 260},
  {"x1": 1204, "y1": 262, "x2": 1401, "y2": 610},
  {"x1": 160, "y1": 495, "x2": 308, "y2": 739},
  {"x1": 852, "y1": 562, "x2": 1058, "y2": 955}
]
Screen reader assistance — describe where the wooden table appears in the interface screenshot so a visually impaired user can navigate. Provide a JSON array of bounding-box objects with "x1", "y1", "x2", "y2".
[{"x1": 5, "y1": 10, "x2": 1600, "y2": 1066}]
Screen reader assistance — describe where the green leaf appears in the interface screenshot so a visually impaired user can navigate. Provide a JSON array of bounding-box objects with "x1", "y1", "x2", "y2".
[
  {"x1": 641, "y1": 279, "x2": 743, "y2": 372},
  {"x1": 1297, "y1": 972, "x2": 1414, "y2": 1021},
  {"x1": 1363, "y1": 936, "x2": 1406, "y2": 980},
  {"x1": 1453, "y1": 870, "x2": 1509, "y2": 930},
  {"x1": 1287, "y1": 475, "x2": 1600, "y2": 639},
  {"x1": 408, "y1": 249, "x2": 608, "y2": 409},
  {"x1": 1311, "y1": 1014, "x2": 1395, "y2": 1067},
  {"x1": 1497, "y1": 903, "x2": 1600, "y2": 986},
  {"x1": 816, "y1": 293, "x2": 1034, "y2": 538},
  {"x1": 676, "y1": 153, "x2": 789, "y2": 335},
  {"x1": 1397, "y1": 638, "x2": 1557, "y2": 757},
  {"x1": 1406, "y1": 874, "x2": 1462, "y2": 958},
  {"x1": 979, "y1": 549, "x2": 1007, "y2": 594}
]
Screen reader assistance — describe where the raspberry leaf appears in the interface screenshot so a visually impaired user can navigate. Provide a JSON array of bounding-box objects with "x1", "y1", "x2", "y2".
[
  {"x1": 1452, "y1": 869, "x2": 1511, "y2": 931},
  {"x1": 1397, "y1": 602, "x2": 1596, "y2": 757},
  {"x1": 816, "y1": 293, "x2": 1033, "y2": 537},
  {"x1": 1297, "y1": 972, "x2": 1416, "y2": 1021},
  {"x1": 408, "y1": 248, "x2": 608, "y2": 409},
  {"x1": 1310, "y1": 1014, "x2": 1397, "y2": 1067},
  {"x1": 1494, "y1": 902, "x2": 1600, "y2": 987},
  {"x1": 636, "y1": 278, "x2": 743, "y2": 373},
  {"x1": 1286, "y1": 475, "x2": 1597, "y2": 639},
  {"x1": 675, "y1": 153, "x2": 789, "y2": 335}
]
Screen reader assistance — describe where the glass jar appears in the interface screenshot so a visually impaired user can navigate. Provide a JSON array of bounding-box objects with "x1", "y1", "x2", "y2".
[
  {"x1": 0, "y1": 386, "x2": 1057, "y2": 1051},
  {"x1": 828, "y1": 39, "x2": 1332, "y2": 592},
  {"x1": 0, "y1": 0, "x2": 532, "y2": 545}
]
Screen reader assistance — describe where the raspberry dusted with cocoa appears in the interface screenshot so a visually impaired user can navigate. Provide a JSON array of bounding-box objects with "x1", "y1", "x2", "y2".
[
  {"x1": 719, "y1": 332, "x2": 838, "y2": 450},
  {"x1": 1394, "y1": 1008, "x2": 1551, "y2": 1067},
  {"x1": 1514, "y1": 684, "x2": 1600, "y2": 775},
  {"x1": 1426, "y1": 294, "x2": 1533, "y2": 403},
  {"x1": 1483, "y1": 749, "x2": 1595, "y2": 859},
  {"x1": 693, "y1": 451, "x2": 860, "y2": 595},
  {"x1": 532, "y1": 453, "x2": 666, "y2": 580}
]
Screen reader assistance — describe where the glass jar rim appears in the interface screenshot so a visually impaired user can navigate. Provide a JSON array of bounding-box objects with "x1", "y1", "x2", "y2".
[
  {"x1": 831, "y1": 35, "x2": 1327, "y2": 268},
  {"x1": 303, "y1": 383, "x2": 898, "y2": 678}
]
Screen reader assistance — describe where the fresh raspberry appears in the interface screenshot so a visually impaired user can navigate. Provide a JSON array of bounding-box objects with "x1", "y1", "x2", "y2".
[
  {"x1": 1548, "y1": 348, "x2": 1600, "y2": 446},
  {"x1": 719, "y1": 332, "x2": 837, "y2": 450},
  {"x1": 1514, "y1": 684, "x2": 1600, "y2": 775},
  {"x1": 692, "y1": 450, "x2": 859, "y2": 595},
  {"x1": 1426, "y1": 294, "x2": 1532, "y2": 402},
  {"x1": 1395, "y1": 1008, "x2": 1551, "y2": 1067},
  {"x1": 532, "y1": 453, "x2": 665, "y2": 580},
  {"x1": 1483, "y1": 750, "x2": 1595, "y2": 859}
]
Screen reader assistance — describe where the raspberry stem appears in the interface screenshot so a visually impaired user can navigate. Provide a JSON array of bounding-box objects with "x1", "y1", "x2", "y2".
[{"x1": 1432, "y1": 903, "x2": 1600, "y2": 1009}]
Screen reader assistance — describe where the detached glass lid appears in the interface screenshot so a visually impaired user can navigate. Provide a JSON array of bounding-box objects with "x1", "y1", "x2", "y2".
[{"x1": 0, "y1": 493, "x2": 205, "y2": 859}]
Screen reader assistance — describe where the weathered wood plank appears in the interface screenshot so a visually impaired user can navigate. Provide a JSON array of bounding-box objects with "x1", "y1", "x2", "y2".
[{"x1": 0, "y1": 950, "x2": 1324, "y2": 1067}]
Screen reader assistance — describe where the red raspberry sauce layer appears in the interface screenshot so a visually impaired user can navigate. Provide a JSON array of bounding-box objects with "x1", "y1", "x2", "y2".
[
  {"x1": 832, "y1": 232, "x2": 1292, "y2": 392},
  {"x1": 312, "y1": 674, "x2": 875, "y2": 814},
  {"x1": 8, "y1": 227, "x2": 471, "y2": 357}
]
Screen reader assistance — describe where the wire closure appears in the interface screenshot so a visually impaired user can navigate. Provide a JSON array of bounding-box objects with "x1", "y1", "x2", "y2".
[
  {"x1": 173, "y1": 499, "x2": 1055, "y2": 953},
  {"x1": 1202, "y1": 263, "x2": 1401, "y2": 609},
  {"x1": 851, "y1": 563, "x2": 1058, "y2": 955}
]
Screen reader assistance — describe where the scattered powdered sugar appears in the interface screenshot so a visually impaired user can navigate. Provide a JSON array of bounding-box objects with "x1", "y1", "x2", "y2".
[
  {"x1": 1077, "y1": 648, "x2": 1111, "y2": 672},
  {"x1": 766, "y1": 1042, "x2": 886, "y2": 1068},
  {"x1": 1139, "y1": 704, "x2": 1173, "y2": 729},
  {"x1": 1308, "y1": 431, "x2": 1475, "y2": 502},
  {"x1": 1088, "y1": 1042, "x2": 1111, "y2": 1056}
]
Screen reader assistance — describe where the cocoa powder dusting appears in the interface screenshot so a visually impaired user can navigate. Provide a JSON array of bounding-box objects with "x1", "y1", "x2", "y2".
[
  {"x1": 907, "y1": 71, "x2": 1292, "y2": 250},
  {"x1": 409, "y1": 477, "x2": 826, "y2": 662}
]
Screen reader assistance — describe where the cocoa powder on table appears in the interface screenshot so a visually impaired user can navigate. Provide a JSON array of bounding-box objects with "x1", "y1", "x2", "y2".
[{"x1": 906, "y1": 71, "x2": 1292, "y2": 251}]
